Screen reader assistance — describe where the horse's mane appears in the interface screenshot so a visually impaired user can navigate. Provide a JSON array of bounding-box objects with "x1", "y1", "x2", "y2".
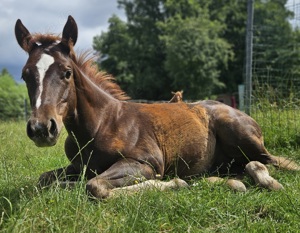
[
  {"x1": 30, "y1": 34, "x2": 130, "y2": 101},
  {"x1": 74, "y1": 52, "x2": 130, "y2": 101}
]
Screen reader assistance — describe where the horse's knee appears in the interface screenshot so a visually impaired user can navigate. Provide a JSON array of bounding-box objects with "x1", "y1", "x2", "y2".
[{"x1": 86, "y1": 178, "x2": 112, "y2": 199}]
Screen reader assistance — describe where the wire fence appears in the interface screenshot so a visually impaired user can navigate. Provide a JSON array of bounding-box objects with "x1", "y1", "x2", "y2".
[{"x1": 251, "y1": 1, "x2": 300, "y2": 148}]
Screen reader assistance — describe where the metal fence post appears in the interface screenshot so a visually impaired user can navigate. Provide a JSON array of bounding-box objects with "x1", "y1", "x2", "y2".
[
  {"x1": 245, "y1": 0, "x2": 254, "y2": 115},
  {"x1": 24, "y1": 98, "x2": 28, "y2": 121}
]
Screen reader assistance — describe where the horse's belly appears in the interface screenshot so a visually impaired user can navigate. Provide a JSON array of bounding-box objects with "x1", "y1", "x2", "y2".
[
  {"x1": 162, "y1": 123, "x2": 216, "y2": 177},
  {"x1": 143, "y1": 103, "x2": 216, "y2": 177}
]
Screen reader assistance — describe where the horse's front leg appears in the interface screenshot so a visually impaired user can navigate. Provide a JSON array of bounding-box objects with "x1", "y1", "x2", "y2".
[
  {"x1": 38, "y1": 164, "x2": 79, "y2": 188},
  {"x1": 86, "y1": 158, "x2": 160, "y2": 199}
]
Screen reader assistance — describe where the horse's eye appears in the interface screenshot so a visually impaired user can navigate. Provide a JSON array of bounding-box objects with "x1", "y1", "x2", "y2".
[{"x1": 65, "y1": 70, "x2": 72, "y2": 79}]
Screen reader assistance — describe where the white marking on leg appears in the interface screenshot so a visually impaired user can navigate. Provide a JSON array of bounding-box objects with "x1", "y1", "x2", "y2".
[
  {"x1": 35, "y1": 54, "x2": 55, "y2": 109},
  {"x1": 109, "y1": 178, "x2": 189, "y2": 198},
  {"x1": 246, "y1": 161, "x2": 283, "y2": 190}
]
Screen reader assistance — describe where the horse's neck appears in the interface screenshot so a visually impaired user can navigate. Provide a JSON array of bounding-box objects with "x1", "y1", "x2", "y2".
[{"x1": 66, "y1": 69, "x2": 119, "y2": 138}]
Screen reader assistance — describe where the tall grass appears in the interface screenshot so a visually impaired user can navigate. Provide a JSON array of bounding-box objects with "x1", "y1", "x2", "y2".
[
  {"x1": 1, "y1": 115, "x2": 300, "y2": 232},
  {"x1": 252, "y1": 82, "x2": 300, "y2": 149}
]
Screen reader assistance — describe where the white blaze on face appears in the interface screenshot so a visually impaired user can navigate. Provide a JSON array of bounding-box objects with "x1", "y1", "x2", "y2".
[{"x1": 35, "y1": 54, "x2": 55, "y2": 109}]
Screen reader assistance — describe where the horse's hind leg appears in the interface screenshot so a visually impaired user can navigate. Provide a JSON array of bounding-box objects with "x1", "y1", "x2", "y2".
[
  {"x1": 213, "y1": 108, "x2": 300, "y2": 171},
  {"x1": 217, "y1": 127, "x2": 300, "y2": 172},
  {"x1": 212, "y1": 107, "x2": 279, "y2": 171},
  {"x1": 245, "y1": 161, "x2": 283, "y2": 190}
]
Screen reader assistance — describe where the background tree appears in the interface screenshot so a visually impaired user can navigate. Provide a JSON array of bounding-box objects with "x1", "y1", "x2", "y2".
[
  {"x1": 94, "y1": 1, "x2": 169, "y2": 99},
  {"x1": 160, "y1": 12, "x2": 232, "y2": 99},
  {"x1": 206, "y1": 0, "x2": 247, "y2": 94},
  {"x1": 94, "y1": 0, "x2": 297, "y2": 100},
  {"x1": 94, "y1": 15, "x2": 134, "y2": 93},
  {"x1": 253, "y1": 0, "x2": 297, "y2": 80},
  {"x1": 250, "y1": 0, "x2": 300, "y2": 102},
  {"x1": 94, "y1": 0, "x2": 233, "y2": 100}
]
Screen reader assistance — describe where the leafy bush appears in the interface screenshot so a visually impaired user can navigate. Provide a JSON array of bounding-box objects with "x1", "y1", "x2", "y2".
[{"x1": 0, "y1": 70, "x2": 29, "y2": 120}]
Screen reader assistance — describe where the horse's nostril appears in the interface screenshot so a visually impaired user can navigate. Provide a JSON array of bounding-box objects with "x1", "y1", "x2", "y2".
[
  {"x1": 26, "y1": 119, "x2": 58, "y2": 139},
  {"x1": 26, "y1": 121, "x2": 35, "y2": 139},
  {"x1": 49, "y1": 119, "x2": 57, "y2": 136},
  {"x1": 25, "y1": 118, "x2": 59, "y2": 146},
  {"x1": 27, "y1": 120, "x2": 47, "y2": 138}
]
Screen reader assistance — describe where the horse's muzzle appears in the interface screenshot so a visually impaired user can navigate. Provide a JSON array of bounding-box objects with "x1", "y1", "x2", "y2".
[{"x1": 27, "y1": 118, "x2": 58, "y2": 147}]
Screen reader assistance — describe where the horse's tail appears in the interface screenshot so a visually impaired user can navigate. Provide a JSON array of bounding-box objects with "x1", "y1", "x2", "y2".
[{"x1": 269, "y1": 155, "x2": 300, "y2": 171}]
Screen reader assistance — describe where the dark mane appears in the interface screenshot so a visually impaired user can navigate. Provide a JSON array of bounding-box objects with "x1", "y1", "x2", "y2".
[
  {"x1": 74, "y1": 51, "x2": 130, "y2": 101},
  {"x1": 31, "y1": 34, "x2": 130, "y2": 101}
]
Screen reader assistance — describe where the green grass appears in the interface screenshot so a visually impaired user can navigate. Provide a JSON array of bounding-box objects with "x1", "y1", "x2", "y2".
[
  {"x1": 252, "y1": 105, "x2": 300, "y2": 149},
  {"x1": 1, "y1": 120, "x2": 300, "y2": 232}
]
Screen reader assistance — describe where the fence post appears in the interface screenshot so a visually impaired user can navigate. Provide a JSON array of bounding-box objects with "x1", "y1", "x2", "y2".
[
  {"x1": 24, "y1": 98, "x2": 28, "y2": 121},
  {"x1": 245, "y1": 0, "x2": 254, "y2": 115}
]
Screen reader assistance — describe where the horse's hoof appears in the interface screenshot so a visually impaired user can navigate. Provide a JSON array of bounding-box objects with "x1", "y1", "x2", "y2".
[
  {"x1": 206, "y1": 177, "x2": 246, "y2": 192},
  {"x1": 172, "y1": 178, "x2": 189, "y2": 189},
  {"x1": 226, "y1": 179, "x2": 247, "y2": 192},
  {"x1": 246, "y1": 161, "x2": 284, "y2": 191}
]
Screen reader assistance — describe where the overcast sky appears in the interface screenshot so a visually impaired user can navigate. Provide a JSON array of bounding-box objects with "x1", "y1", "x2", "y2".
[
  {"x1": 1, "y1": 0, "x2": 298, "y2": 82},
  {"x1": 1, "y1": 0, "x2": 125, "y2": 81}
]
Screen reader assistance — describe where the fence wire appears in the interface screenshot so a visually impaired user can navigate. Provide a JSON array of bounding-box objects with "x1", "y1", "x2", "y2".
[{"x1": 251, "y1": 1, "x2": 300, "y2": 148}]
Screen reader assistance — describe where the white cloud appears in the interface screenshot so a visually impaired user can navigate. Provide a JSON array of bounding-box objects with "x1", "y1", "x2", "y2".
[{"x1": 0, "y1": 0, "x2": 125, "y2": 80}]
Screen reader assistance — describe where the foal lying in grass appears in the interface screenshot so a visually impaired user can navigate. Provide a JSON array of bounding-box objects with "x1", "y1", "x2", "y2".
[{"x1": 15, "y1": 16, "x2": 299, "y2": 199}]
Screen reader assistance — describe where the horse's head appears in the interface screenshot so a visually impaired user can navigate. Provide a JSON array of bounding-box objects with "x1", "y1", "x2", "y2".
[{"x1": 15, "y1": 16, "x2": 78, "y2": 147}]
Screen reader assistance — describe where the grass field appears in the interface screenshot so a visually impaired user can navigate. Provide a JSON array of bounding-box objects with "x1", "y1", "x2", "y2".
[{"x1": 1, "y1": 117, "x2": 300, "y2": 232}]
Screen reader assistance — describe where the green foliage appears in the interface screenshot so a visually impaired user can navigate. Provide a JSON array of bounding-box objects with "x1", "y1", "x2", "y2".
[
  {"x1": 94, "y1": 1, "x2": 169, "y2": 99},
  {"x1": 94, "y1": 15, "x2": 135, "y2": 93},
  {"x1": 160, "y1": 10, "x2": 232, "y2": 98},
  {"x1": 94, "y1": 0, "x2": 236, "y2": 100},
  {"x1": 1, "y1": 121, "x2": 300, "y2": 232},
  {"x1": 0, "y1": 70, "x2": 28, "y2": 120},
  {"x1": 253, "y1": 0, "x2": 300, "y2": 87},
  {"x1": 94, "y1": 0, "x2": 298, "y2": 100},
  {"x1": 207, "y1": 0, "x2": 248, "y2": 93}
]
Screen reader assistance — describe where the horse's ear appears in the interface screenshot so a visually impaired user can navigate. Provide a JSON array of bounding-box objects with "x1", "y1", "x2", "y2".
[
  {"x1": 61, "y1": 15, "x2": 78, "y2": 48},
  {"x1": 15, "y1": 19, "x2": 35, "y2": 53}
]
